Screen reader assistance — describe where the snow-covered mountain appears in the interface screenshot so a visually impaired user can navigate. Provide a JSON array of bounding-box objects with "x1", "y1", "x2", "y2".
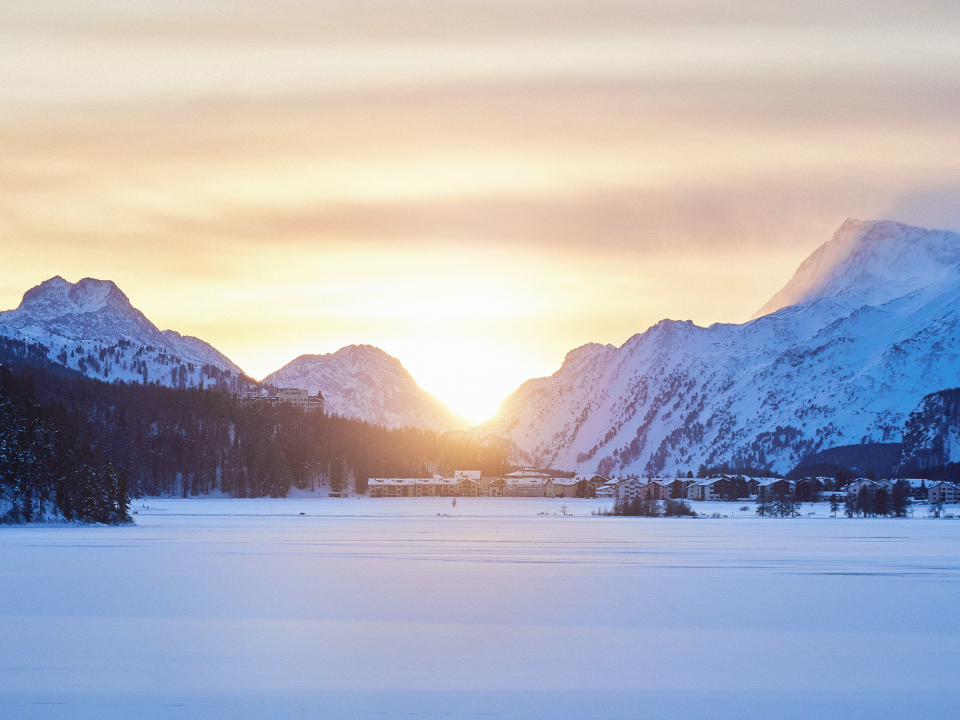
[
  {"x1": 481, "y1": 220, "x2": 960, "y2": 475},
  {"x1": 898, "y1": 388, "x2": 960, "y2": 473},
  {"x1": 0, "y1": 276, "x2": 245, "y2": 388},
  {"x1": 263, "y1": 344, "x2": 469, "y2": 432},
  {"x1": 754, "y1": 218, "x2": 960, "y2": 318}
]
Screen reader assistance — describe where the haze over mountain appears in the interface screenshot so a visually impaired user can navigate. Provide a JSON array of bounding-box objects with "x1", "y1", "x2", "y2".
[
  {"x1": 481, "y1": 220, "x2": 960, "y2": 476},
  {"x1": 263, "y1": 345, "x2": 470, "y2": 432},
  {"x1": 0, "y1": 276, "x2": 244, "y2": 388}
]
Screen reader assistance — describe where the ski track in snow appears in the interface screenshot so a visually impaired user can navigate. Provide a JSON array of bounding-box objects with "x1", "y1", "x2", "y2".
[{"x1": 2, "y1": 497, "x2": 960, "y2": 719}]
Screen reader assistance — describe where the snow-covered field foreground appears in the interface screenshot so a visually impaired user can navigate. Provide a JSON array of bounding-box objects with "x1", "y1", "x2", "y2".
[{"x1": 2, "y1": 497, "x2": 960, "y2": 719}]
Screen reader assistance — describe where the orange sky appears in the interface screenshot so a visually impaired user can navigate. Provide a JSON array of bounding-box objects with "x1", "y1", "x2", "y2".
[{"x1": 2, "y1": 1, "x2": 960, "y2": 422}]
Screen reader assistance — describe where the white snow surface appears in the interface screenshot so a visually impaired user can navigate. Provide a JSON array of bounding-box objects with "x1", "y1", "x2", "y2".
[
  {"x1": 1, "y1": 497, "x2": 959, "y2": 719},
  {"x1": 263, "y1": 344, "x2": 469, "y2": 431},
  {"x1": 0, "y1": 276, "x2": 244, "y2": 387},
  {"x1": 482, "y1": 220, "x2": 960, "y2": 476}
]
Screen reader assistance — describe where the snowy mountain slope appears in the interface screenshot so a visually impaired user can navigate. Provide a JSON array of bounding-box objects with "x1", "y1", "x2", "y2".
[
  {"x1": 898, "y1": 388, "x2": 960, "y2": 472},
  {"x1": 0, "y1": 276, "x2": 246, "y2": 388},
  {"x1": 754, "y1": 219, "x2": 960, "y2": 318},
  {"x1": 263, "y1": 344, "x2": 470, "y2": 432},
  {"x1": 481, "y1": 220, "x2": 960, "y2": 475}
]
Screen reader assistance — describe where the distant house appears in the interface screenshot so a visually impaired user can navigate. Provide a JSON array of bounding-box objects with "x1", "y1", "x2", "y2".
[
  {"x1": 455, "y1": 474, "x2": 481, "y2": 497},
  {"x1": 928, "y1": 481, "x2": 960, "y2": 504},
  {"x1": 617, "y1": 477, "x2": 673, "y2": 501},
  {"x1": 639, "y1": 479, "x2": 672, "y2": 500},
  {"x1": 845, "y1": 479, "x2": 880, "y2": 496},
  {"x1": 596, "y1": 479, "x2": 619, "y2": 498},
  {"x1": 503, "y1": 468, "x2": 552, "y2": 496},
  {"x1": 877, "y1": 478, "x2": 927, "y2": 497},
  {"x1": 617, "y1": 478, "x2": 645, "y2": 500},
  {"x1": 687, "y1": 476, "x2": 728, "y2": 502},
  {"x1": 667, "y1": 479, "x2": 689, "y2": 499},
  {"x1": 482, "y1": 477, "x2": 506, "y2": 497},
  {"x1": 753, "y1": 478, "x2": 793, "y2": 499},
  {"x1": 545, "y1": 477, "x2": 597, "y2": 498}
]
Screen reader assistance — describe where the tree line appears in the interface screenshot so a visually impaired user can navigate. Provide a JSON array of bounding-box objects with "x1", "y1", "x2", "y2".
[
  {"x1": 0, "y1": 364, "x2": 130, "y2": 524},
  {"x1": 0, "y1": 350, "x2": 510, "y2": 520}
]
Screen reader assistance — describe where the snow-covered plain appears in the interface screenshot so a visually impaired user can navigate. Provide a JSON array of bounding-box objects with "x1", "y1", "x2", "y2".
[{"x1": 2, "y1": 497, "x2": 960, "y2": 719}]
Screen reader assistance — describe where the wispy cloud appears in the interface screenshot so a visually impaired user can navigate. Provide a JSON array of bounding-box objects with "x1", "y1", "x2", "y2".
[{"x1": 1, "y1": 1, "x2": 959, "y2": 420}]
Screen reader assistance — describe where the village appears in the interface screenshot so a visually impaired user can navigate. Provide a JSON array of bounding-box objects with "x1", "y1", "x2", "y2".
[{"x1": 365, "y1": 467, "x2": 957, "y2": 505}]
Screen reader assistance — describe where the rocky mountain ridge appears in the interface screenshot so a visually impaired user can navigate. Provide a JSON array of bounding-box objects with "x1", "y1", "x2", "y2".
[
  {"x1": 481, "y1": 220, "x2": 960, "y2": 475},
  {"x1": 0, "y1": 276, "x2": 245, "y2": 389}
]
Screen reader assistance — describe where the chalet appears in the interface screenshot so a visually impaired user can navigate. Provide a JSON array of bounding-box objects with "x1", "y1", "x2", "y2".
[
  {"x1": 455, "y1": 475, "x2": 480, "y2": 497},
  {"x1": 639, "y1": 479, "x2": 672, "y2": 500},
  {"x1": 667, "y1": 478, "x2": 689, "y2": 499},
  {"x1": 503, "y1": 468, "x2": 552, "y2": 496},
  {"x1": 618, "y1": 477, "x2": 673, "y2": 501},
  {"x1": 617, "y1": 477, "x2": 645, "y2": 500},
  {"x1": 596, "y1": 479, "x2": 619, "y2": 498},
  {"x1": 545, "y1": 477, "x2": 597, "y2": 498},
  {"x1": 687, "y1": 476, "x2": 728, "y2": 502},
  {"x1": 928, "y1": 482, "x2": 960, "y2": 504},
  {"x1": 753, "y1": 478, "x2": 793, "y2": 499},
  {"x1": 876, "y1": 478, "x2": 926, "y2": 497},
  {"x1": 482, "y1": 477, "x2": 506, "y2": 497},
  {"x1": 845, "y1": 479, "x2": 880, "y2": 496}
]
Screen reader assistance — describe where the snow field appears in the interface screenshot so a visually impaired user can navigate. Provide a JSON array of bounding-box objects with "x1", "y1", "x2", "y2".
[{"x1": 2, "y1": 497, "x2": 960, "y2": 719}]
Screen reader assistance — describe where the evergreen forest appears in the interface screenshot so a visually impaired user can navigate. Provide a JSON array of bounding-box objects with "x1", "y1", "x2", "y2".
[{"x1": 0, "y1": 338, "x2": 508, "y2": 522}]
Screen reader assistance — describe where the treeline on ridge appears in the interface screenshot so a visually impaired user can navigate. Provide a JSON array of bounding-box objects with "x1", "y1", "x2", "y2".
[{"x1": 0, "y1": 348, "x2": 509, "y2": 512}]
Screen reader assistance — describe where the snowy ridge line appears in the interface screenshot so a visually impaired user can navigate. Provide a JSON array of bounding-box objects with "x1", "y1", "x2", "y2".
[
  {"x1": 0, "y1": 276, "x2": 250, "y2": 391},
  {"x1": 481, "y1": 220, "x2": 960, "y2": 476}
]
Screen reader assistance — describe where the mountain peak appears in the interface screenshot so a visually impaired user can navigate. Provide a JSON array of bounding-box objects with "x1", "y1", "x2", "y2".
[
  {"x1": 18, "y1": 276, "x2": 129, "y2": 318},
  {"x1": 753, "y1": 219, "x2": 960, "y2": 318},
  {"x1": 263, "y1": 344, "x2": 467, "y2": 432},
  {"x1": 1, "y1": 275, "x2": 244, "y2": 381}
]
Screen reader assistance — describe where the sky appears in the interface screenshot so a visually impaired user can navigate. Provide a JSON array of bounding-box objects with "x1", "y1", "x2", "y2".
[{"x1": 2, "y1": 1, "x2": 960, "y2": 424}]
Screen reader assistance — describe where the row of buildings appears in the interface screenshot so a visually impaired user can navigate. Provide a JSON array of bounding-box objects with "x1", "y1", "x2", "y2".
[
  {"x1": 367, "y1": 469, "x2": 597, "y2": 498},
  {"x1": 610, "y1": 475, "x2": 939, "y2": 502},
  {"x1": 234, "y1": 388, "x2": 325, "y2": 412},
  {"x1": 365, "y1": 469, "x2": 957, "y2": 503}
]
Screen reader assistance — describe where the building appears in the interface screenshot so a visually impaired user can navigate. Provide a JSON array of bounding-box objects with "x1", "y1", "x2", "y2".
[
  {"x1": 503, "y1": 468, "x2": 552, "y2": 496},
  {"x1": 483, "y1": 477, "x2": 507, "y2": 497},
  {"x1": 596, "y1": 479, "x2": 619, "y2": 498},
  {"x1": 235, "y1": 388, "x2": 324, "y2": 413},
  {"x1": 367, "y1": 478, "x2": 422, "y2": 498},
  {"x1": 617, "y1": 477, "x2": 674, "y2": 501},
  {"x1": 367, "y1": 472, "x2": 485, "y2": 498},
  {"x1": 545, "y1": 477, "x2": 596, "y2": 498},
  {"x1": 876, "y1": 478, "x2": 927, "y2": 497},
  {"x1": 753, "y1": 478, "x2": 793, "y2": 499},
  {"x1": 845, "y1": 479, "x2": 880, "y2": 496},
  {"x1": 640, "y1": 479, "x2": 673, "y2": 500},
  {"x1": 455, "y1": 474, "x2": 481, "y2": 497},
  {"x1": 928, "y1": 482, "x2": 960, "y2": 504},
  {"x1": 687, "y1": 476, "x2": 728, "y2": 501}
]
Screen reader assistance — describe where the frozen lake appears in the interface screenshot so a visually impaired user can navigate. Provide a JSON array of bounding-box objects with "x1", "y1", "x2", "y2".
[{"x1": 2, "y1": 497, "x2": 960, "y2": 719}]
